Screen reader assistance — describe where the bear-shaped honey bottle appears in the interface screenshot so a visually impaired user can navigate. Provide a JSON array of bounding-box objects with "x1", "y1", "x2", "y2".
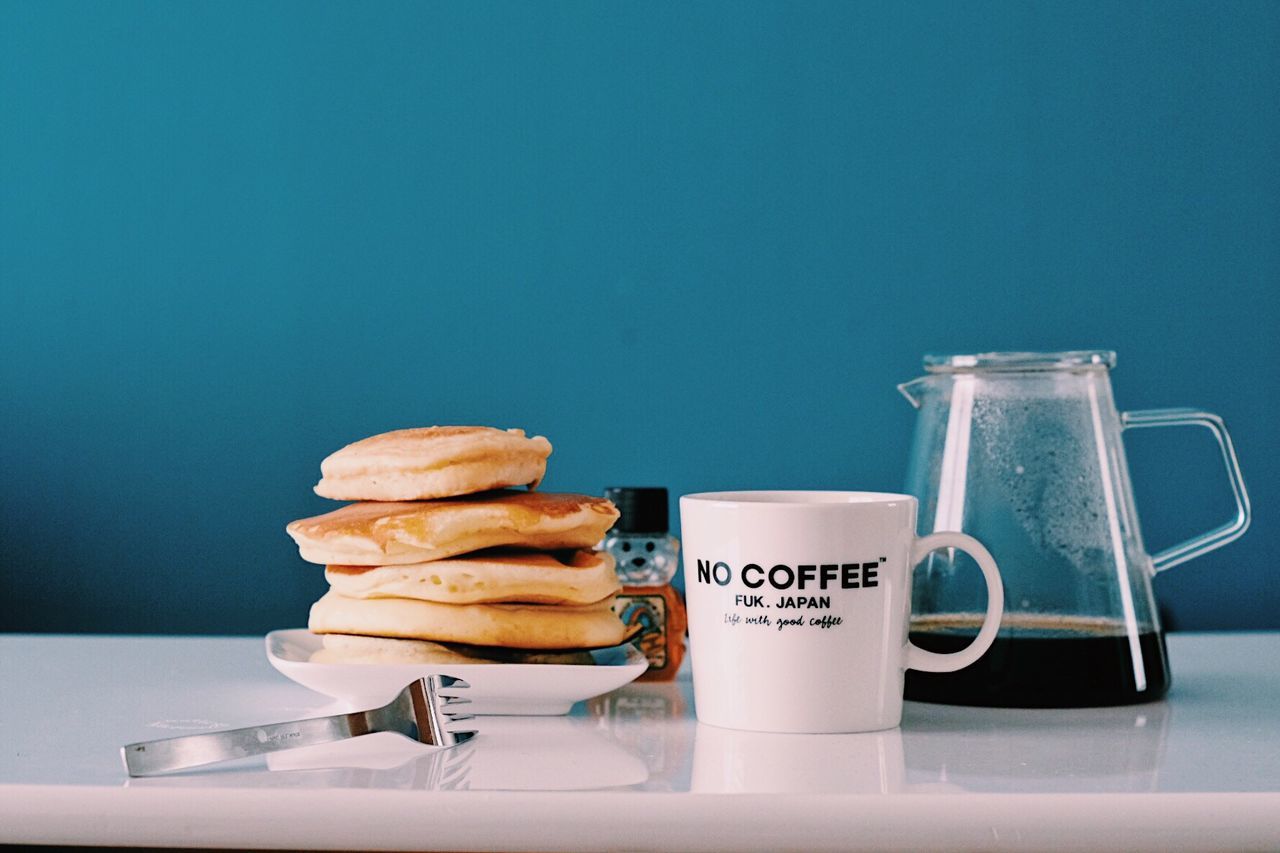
[{"x1": 601, "y1": 487, "x2": 686, "y2": 681}]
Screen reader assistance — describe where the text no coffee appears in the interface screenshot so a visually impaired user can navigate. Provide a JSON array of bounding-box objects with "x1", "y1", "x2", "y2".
[{"x1": 695, "y1": 559, "x2": 881, "y2": 590}]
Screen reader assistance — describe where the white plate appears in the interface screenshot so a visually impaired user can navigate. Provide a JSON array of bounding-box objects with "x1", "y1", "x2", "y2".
[{"x1": 265, "y1": 629, "x2": 648, "y2": 716}]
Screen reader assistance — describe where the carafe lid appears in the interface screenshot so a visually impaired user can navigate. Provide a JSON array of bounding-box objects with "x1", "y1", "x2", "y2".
[{"x1": 923, "y1": 350, "x2": 1116, "y2": 373}]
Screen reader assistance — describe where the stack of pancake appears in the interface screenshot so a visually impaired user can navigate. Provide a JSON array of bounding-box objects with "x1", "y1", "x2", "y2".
[{"x1": 285, "y1": 426, "x2": 628, "y2": 663}]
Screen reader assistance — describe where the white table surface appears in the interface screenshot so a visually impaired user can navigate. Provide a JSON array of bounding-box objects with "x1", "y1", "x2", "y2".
[{"x1": 3, "y1": 632, "x2": 1279, "y2": 852}]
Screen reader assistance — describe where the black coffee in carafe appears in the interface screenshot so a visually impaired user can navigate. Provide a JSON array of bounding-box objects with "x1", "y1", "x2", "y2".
[
  {"x1": 904, "y1": 614, "x2": 1170, "y2": 708},
  {"x1": 899, "y1": 351, "x2": 1249, "y2": 708}
]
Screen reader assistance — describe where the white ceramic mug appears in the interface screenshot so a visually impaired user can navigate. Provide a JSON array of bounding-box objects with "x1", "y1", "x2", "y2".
[{"x1": 680, "y1": 491, "x2": 1003, "y2": 733}]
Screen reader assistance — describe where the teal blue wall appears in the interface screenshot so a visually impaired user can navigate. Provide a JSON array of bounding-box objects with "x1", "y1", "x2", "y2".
[{"x1": 2, "y1": 2, "x2": 1276, "y2": 633}]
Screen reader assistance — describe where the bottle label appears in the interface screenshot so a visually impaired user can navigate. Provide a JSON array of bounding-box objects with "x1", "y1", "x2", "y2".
[{"x1": 614, "y1": 593, "x2": 668, "y2": 669}]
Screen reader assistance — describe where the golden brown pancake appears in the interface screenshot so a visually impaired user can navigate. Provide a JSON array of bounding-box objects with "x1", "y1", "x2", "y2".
[
  {"x1": 325, "y1": 548, "x2": 621, "y2": 605},
  {"x1": 286, "y1": 490, "x2": 620, "y2": 566},
  {"x1": 313, "y1": 426, "x2": 552, "y2": 501},
  {"x1": 308, "y1": 590, "x2": 629, "y2": 649},
  {"x1": 309, "y1": 633, "x2": 596, "y2": 666}
]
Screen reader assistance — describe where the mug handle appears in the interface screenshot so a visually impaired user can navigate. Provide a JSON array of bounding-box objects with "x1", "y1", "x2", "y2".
[
  {"x1": 1121, "y1": 408, "x2": 1251, "y2": 573},
  {"x1": 905, "y1": 532, "x2": 1004, "y2": 673}
]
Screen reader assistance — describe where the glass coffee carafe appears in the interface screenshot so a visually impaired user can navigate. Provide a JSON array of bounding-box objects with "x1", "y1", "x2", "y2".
[{"x1": 899, "y1": 351, "x2": 1250, "y2": 707}]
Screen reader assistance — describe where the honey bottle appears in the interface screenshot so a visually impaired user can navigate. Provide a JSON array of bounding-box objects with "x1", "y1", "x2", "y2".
[{"x1": 602, "y1": 487, "x2": 686, "y2": 681}]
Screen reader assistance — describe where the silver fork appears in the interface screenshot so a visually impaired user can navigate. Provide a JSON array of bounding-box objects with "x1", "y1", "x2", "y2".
[{"x1": 121, "y1": 675, "x2": 476, "y2": 777}]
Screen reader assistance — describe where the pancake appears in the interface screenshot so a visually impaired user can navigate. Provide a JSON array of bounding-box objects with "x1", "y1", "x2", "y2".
[
  {"x1": 286, "y1": 490, "x2": 620, "y2": 566},
  {"x1": 313, "y1": 426, "x2": 553, "y2": 501},
  {"x1": 308, "y1": 590, "x2": 628, "y2": 649},
  {"x1": 309, "y1": 633, "x2": 596, "y2": 666},
  {"x1": 325, "y1": 548, "x2": 621, "y2": 605}
]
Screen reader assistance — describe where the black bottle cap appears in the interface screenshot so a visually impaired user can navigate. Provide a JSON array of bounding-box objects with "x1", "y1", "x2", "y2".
[{"x1": 605, "y1": 487, "x2": 669, "y2": 534}]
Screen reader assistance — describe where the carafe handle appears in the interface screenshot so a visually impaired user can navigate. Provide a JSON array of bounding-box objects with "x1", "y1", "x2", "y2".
[{"x1": 1121, "y1": 408, "x2": 1251, "y2": 573}]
